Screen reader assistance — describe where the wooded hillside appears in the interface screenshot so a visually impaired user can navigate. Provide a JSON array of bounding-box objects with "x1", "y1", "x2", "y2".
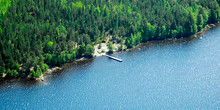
[{"x1": 0, "y1": 0, "x2": 220, "y2": 78}]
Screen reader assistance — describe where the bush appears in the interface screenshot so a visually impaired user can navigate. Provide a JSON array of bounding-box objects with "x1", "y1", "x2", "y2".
[
  {"x1": 35, "y1": 69, "x2": 42, "y2": 77},
  {"x1": 118, "y1": 44, "x2": 123, "y2": 51},
  {"x1": 108, "y1": 42, "x2": 114, "y2": 54},
  {"x1": 47, "y1": 41, "x2": 54, "y2": 52},
  {"x1": 101, "y1": 50, "x2": 105, "y2": 53},
  {"x1": 85, "y1": 44, "x2": 95, "y2": 58},
  {"x1": 7, "y1": 69, "x2": 19, "y2": 77},
  {"x1": 123, "y1": 45, "x2": 127, "y2": 51},
  {"x1": 39, "y1": 62, "x2": 49, "y2": 72}
]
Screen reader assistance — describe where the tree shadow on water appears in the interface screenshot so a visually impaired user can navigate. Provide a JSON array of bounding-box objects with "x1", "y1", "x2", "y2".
[
  {"x1": 0, "y1": 78, "x2": 39, "y2": 89},
  {"x1": 44, "y1": 58, "x2": 95, "y2": 81},
  {"x1": 0, "y1": 58, "x2": 95, "y2": 89}
]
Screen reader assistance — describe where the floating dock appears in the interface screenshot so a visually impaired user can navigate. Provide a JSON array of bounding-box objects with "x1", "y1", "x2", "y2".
[{"x1": 104, "y1": 54, "x2": 123, "y2": 62}]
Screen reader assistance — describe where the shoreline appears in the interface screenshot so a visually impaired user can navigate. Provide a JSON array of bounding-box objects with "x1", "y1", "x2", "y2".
[
  {"x1": 44, "y1": 21, "x2": 220, "y2": 78},
  {"x1": 1, "y1": 21, "x2": 219, "y2": 81},
  {"x1": 93, "y1": 21, "x2": 220, "y2": 56}
]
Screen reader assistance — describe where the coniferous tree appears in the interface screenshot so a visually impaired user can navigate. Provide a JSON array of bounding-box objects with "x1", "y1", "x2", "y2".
[{"x1": 0, "y1": 0, "x2": 219, "y2": 77}]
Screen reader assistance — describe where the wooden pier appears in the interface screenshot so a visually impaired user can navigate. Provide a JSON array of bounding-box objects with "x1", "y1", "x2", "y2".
[{"x1": 104, "y1": 54, "x2": 123, "y2": 62}]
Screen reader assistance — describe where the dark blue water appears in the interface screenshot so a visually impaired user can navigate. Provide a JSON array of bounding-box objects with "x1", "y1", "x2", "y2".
[{"x1": 1, "y1": 26, "x2": 220, "y2": 109}]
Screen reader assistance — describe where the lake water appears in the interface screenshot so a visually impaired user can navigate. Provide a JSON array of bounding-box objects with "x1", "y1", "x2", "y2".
[{"x1": 1, "y1": 26, "x2": 220, "y2": 109}]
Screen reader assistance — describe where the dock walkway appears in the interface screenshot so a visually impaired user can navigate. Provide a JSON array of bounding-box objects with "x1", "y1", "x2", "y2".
[{"x1": 103, "y1": 54, "x2": 123, "y2": 62}]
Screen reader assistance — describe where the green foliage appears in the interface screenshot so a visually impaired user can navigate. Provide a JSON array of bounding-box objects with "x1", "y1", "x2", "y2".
[
  {"x1": 95, "y1": 7, "x2": 101, "y2": 13},
  {"x1": 7, "y1": 69, "x2": 18, "y2": 77},
  {"x1": 108, "y1": 42, "x2": 114, "y2": 54},
  {"x1": 197, "y1": 14, "x2": 204, "y2": 31},
  {"x1": 0, "y1": 0, "x2": 220, "y2": 77},
  {"x1": 30, "y1": 68, "x2": 42, "y2": 78},
  {"x1": 0, "y1": 27, "x2": 2, "y2": 35},
  {"x1": 78, "y1": 43, "x2": 86, "y2": 57},
  {"x1": 142, "y1": 23, "x2": 156, "y2": 41},
  {"x1": 39, "y1": 62, "x2": 49, "y2": 72},
  {"x1": 118, "y1": 44, "x2": 123, "y2": 51},
  {"x1": 0, "y1": 0, "x2": 11, "y2": 23},
  {"x1": 85, "y1": 44, "x2": 94, "y2": 58},
  {"x1": 35, "y1": 68, "x2": 42, "y2": 77},
  {"x1": 98, "y1": 44, "x2": 101, "y2": 49},
  {"x1": 71, "y1": 50, "x2": 76, "y2": 60},
  {"x1": 15, "y1": 63, "x2": 20, "y2": 71},
  {"x1": 101, "y1": 50, "x2": 105, "y2": 53},
  {"x1": 61, "y1": 0, "x2": 67, "y2": 9},
  {"x1": 47, "y1": 41, "x2": 54, "y2": 52},
  {"x1": 126, "y1": 32, "x2": 142, "y2": 48},
  {"x1": 72, "y1": 1, "x2": 84, "y2": 9},
  {"x1": 184, "y1": 12, "x2": 198, "y2": 36},
  {"x1": 30, "y1": 70, "x2": 35, "y2": 77},
  {"x1": 45, "y1": 53, "x2": 53, "y2": 65}
]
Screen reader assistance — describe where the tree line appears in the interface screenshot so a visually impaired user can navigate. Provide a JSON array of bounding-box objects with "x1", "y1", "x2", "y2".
[{"x1": 0, "y1": 0, "x2": 220, "y2": 78}]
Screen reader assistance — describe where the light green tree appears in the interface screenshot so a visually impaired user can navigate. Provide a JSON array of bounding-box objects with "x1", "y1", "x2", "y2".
[
  {"x1": 85, "y1": 44, "x2": 94, "y2": 57},
  {"x1": 108, "y1": 42, "x2": 114, "y2": 54}
]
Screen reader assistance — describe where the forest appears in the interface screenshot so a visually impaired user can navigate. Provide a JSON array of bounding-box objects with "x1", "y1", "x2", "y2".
[{"x1": 0, "y1": 0, "x2": 220, "y2": 78}]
